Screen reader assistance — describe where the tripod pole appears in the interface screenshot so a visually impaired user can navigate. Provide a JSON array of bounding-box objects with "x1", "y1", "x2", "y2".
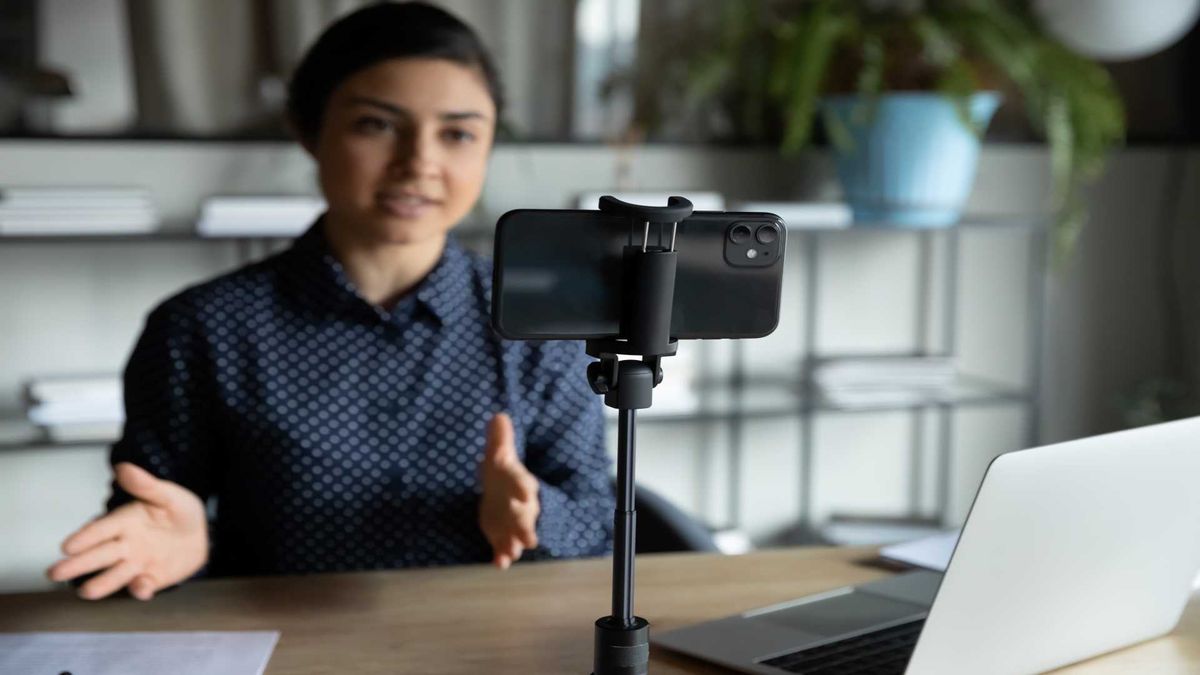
[
  {"x1": 612, "y1": 408, "x2": 637, "y2": 624},
  {"x1": 592, "y1": 361, "x2": 653, "y2": 675}
]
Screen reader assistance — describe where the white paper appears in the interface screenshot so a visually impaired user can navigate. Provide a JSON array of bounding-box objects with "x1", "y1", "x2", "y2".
[
  {"x1": 0, "y1": 631, "x2": 279, "y2": 675},
  {"x1": 879, "y1": 531, "x2": 960, "y2": 571}
]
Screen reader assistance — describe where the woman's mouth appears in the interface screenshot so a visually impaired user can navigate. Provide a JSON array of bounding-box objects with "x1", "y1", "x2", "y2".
[{"x1": 376, "y1": 193, "x2": 439, "y2": 218}]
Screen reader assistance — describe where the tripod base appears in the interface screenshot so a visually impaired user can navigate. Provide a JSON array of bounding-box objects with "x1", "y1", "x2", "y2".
[{"x1": 592, "y1": 616, "x2": 650, "y2": 675}]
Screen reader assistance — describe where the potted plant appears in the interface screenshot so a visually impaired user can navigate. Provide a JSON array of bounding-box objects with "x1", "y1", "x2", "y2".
[{"x1": 673, "y1": 0, "x2": 1125, "y2": 259}]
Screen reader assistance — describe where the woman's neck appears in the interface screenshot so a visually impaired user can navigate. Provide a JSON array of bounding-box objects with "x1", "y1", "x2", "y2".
[{"x1": 322, "y1": 217, "x2": 447, "y2": 310}]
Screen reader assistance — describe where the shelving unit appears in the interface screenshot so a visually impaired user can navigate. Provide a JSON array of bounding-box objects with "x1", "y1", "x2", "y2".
[
  {"x1": 1, "y1": 217, "x2": 1047, "y2": 546},
  {"x1": 0, "y1": 226, "x2": 490, "y2": 451},
  {"x1": 722, "y1": 217, "x2": 1047, "y2": 541}
]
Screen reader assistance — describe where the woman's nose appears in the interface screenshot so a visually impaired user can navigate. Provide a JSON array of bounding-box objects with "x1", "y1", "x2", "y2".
[{"x1": 390, "y1": 130, "x2": 438, "y2": 177}]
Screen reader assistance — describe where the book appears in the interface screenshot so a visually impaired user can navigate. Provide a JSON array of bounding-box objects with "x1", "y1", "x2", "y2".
[
  {"x1": 27, "y1": 400, "x2": 124, "y2": 426},
  {"x1": 25, "y1": 375, "x2": 121, "y2": 405},
  {"x1": 196, "y1": 196, "x2": 325, "y2": 237},
  {"x1": 24, "y1": 375, "x2": 125, "y2": 434},
  {"x1": 0, "y1": 208, "x2": 155, "y2": 218},
  {"x1": 0, "y1": 186, "x2": 152, "y2": 204},
  {"x1": 0, "y1": 186, "x2": 158, "y2": 235},
  {"x1": 0, "y1": 216, "x2": 158, "y2": 235},
  {"x1": 43, "y1": 421, "x2": 123, "y2": 444}
]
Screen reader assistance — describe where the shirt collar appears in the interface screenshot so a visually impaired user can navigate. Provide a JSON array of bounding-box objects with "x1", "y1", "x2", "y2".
[
  {"x1": 414, "y1": 235, "x2": 473, "y2": 326},
  {"x1": 283, "y1": 219, "x2": 473, "y2": 326}
]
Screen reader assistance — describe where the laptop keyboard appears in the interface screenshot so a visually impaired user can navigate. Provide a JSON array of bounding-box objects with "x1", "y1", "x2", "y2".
[{"x1": 759, "y1": 618, "x2": 925, "y2": 674}]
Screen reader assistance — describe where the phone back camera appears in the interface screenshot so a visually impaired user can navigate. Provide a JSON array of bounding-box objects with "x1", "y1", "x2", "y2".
[
  {"x1": 725, "y1": 222, "x2": 781, "y2": 268},
  {"x1": 755, "y1": 225, "x2": 778, "y2": 245},
  {"x1": 729, "y1": 224, "x2": 753, "y2": 244}
]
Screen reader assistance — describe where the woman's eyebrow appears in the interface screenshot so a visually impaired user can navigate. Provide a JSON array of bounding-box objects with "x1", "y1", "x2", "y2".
[
  {"x1": 440, "y1": 111, "x2": 489, "y2": 123},
  {"x1": 346, "y1": 96, "x2": 407, "y2": 117},
  {"x1": 346, "y1": 96, "x2": 488, "y2": 122}
]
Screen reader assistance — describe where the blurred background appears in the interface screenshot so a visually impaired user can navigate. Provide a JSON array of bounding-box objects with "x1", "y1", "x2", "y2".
[{"x1": 1, "y1": 0, "x2": 1198, "y2": 591}]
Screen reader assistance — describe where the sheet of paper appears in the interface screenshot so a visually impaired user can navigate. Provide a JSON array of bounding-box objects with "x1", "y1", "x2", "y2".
[
  {"x1": 0, "y1": 631, "x2": 279, "y2": 675},
  {"x1": 879, "y1": 530, "x2": 960, "y2": 571}
]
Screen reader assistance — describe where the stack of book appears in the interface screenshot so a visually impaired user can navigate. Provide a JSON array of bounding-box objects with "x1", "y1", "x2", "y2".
[
  {"x1": 196, "y1": 196, "x2": 325, "y2": 237},
  {"x1": 24, "y1": 375, "x2": 123, "y2": 443},
  {"x1": 0, "y1": 187, "x2": 158, "y2": 235},
  {"x1": 811, "y1": 356, "x2": 958, "y2": 409}
]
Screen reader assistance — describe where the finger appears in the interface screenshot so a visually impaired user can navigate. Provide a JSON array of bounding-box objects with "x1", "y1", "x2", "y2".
[
  {"x1": 61, "y1": 509, "x2": 137, "y2": 556},
  {"x1": 507, "y1": 540, "x2": 525, "y2": 563},
  {"x1": 494, "y1": 553, "x2": 511, "y2": 570},
  {"x1": 78, "y1": 559, "x2": 141, "y2": 601},
  {"x1": 512, "y1": 473, "x2": 539, "y2": 502},
  {"x1": 129, "y1": 574, "x2": 159, "y2": 601},
  {"x1": 484, "y1": 413, "x2": 516, "y2": 465},
  {"x1": 114, "y1": 462, "x2": 172, "y2": 507},
  {"x1": 518, "y1": 525, "x2": 538, "y2": 550},
  {"x1": 484, "y1": 530, "x2": 506, "y2": 564},
  {"x1": 47, "y1": 539, "x2": 126, "y2": 582}
]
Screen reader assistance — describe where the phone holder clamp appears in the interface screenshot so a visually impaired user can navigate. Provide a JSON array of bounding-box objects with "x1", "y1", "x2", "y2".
[{"x1": 585, "y1": 195, "x2": 692, "y2": 402}]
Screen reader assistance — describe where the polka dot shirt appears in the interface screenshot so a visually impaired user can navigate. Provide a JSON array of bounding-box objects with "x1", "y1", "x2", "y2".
[{"x1": 107, "y1": 221, "x2": 615, "y2": 576}]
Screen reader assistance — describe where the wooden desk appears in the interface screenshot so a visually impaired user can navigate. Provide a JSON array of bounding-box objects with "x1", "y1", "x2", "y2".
[{"x1": 1, "y1": 546, "x2": 1197, "y2": 673}]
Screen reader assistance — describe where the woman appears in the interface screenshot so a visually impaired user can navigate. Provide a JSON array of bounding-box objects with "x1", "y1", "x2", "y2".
[{"x1": 46, "y1": 2, "x2": 613, "y2": 601}]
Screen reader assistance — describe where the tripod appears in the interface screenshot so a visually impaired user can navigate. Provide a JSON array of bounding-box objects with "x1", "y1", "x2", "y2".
[{"x1": 587, "y1": 195, "x2": 693, "y2": 675}]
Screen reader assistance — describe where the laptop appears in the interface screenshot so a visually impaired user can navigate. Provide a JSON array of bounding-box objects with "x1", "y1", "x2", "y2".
[{"x1": 654, "y1": 416, "x2": 1200, "y2": 674}]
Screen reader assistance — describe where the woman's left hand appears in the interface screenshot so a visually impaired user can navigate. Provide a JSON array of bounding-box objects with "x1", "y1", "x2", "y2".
[{"x1": 478, "y1": 412, "x2": 540, "y2": 569}]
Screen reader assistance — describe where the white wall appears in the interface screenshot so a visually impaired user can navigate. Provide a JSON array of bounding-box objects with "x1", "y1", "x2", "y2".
[
  {"x1": 1, "y1": 140, "x2": 1194, "y2": 591},
  {"x1": 0, "y1": 447, "x2": 110, "y2": 593},
  {"x1": 35, "y1": 0, "x2": 136, "y2": 133}
]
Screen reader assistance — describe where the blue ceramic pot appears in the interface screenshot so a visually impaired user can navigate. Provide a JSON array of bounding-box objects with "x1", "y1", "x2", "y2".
[{"x1": 821, "y1": 92, "x2": 1002, "y2": 227}]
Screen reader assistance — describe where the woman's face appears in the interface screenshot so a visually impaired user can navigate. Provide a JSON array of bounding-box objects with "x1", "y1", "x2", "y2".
[{"x1": 309, "y1": 57, "x2": 496, "y2": 246}]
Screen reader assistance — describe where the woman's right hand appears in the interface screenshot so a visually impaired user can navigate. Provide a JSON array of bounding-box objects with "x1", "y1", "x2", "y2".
[{"x1": 46, "y1": 462, "x2": 208, "y2": 601}]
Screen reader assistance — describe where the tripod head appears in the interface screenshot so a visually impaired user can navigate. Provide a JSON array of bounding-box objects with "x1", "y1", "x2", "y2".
[{"x1": 585, "y1": 196, "x2": 693, "y2": 410}]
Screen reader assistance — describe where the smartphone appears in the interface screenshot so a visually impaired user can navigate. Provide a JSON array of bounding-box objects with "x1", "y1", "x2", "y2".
[{"x1": 491, "y1": 209, "x2": 786, "y2": 340}]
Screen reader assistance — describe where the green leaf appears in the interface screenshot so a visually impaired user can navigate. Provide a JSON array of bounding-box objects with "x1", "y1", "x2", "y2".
[
  {"x1": 856, "y1": 31, "x2": 884, "y2": 98},
  {"x1": 779, "y1": 0, "x2": 851, "y2": 153},
  {"x1": 820, "y1": 105, "x2": 855, "y2": 152},
  {"x1": 936, "y1": 60, "x2": 979, "y2": 134}
]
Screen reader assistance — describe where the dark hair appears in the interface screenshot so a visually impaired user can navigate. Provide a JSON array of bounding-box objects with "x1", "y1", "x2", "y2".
[{"x1": 286, "y1": 1, "x2": 505, "y2": 143}]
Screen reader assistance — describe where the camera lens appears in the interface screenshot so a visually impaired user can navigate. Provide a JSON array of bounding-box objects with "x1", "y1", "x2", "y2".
[
  {"x1": 729, "y1": 224, "x2": 752, "y2": 244},
  {"x1": 755, "y1": 224, "x2": 779, "y2": 245}
]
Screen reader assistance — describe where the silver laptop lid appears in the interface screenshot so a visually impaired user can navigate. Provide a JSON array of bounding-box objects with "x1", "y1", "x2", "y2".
[{"x1": 909, "y1": 416, "x2": 1200, "y2": 674}]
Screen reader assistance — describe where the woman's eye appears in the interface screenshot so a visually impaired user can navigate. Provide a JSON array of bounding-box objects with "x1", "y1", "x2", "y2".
[
  {"x1": 352, "y1": 116, "x2": 393, "y2": 134},
  {"x1": 442, "y1": 128, "x2": 475, "y2": 144}
]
